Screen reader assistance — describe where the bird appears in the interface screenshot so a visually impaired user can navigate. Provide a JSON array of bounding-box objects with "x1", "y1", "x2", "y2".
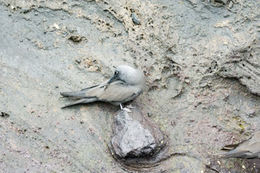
[
  {"x1": 60, "y1": 65, "x2": 145, "y2": 109},
  {"x1": 221, "y1": 131, "x2": 260, "y2": 159}
]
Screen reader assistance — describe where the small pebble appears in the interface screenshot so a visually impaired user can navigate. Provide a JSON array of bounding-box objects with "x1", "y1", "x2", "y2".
[
  {"x1": 131, "y1": 13, "x2": 141, "y2": 25},
  {"x1": 0, "y1": 112, "x2": 10, "y2": 118},
  {"x1": 68, "y1": 35, "x2": 85, "y2": 43}
]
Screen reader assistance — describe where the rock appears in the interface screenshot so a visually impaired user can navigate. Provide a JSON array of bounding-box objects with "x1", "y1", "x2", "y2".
[
  {"x1": 213, "y1": 0, "x2": 229, "y2": 5},
  {"x1": 68, "y1": 35, "x2": 86, "y2": 43},
  {"x1": 131, "y1": 13, "x2": 141, "y2": 25},
  {"x1": 110, "y1": 107, "x2": 165, "y2": 158},
  {"x1": 218, "y1": 41, "x2": 260, "y2": 96},
  {"x1": 0, "y1": 112, "x2": 10, "y2": 118}
]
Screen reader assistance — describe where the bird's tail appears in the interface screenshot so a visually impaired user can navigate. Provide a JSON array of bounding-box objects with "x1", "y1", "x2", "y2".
[{"x1": 61, "y1": 98, "x2": 98, "y2": 109}]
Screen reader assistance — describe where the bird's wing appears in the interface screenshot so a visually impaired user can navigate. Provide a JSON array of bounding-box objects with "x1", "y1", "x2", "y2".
[
  {"x1": 61, "y1": 80, "x2": 142, "y2": 103},
  {"x1": 223, "y1": 140, "x2": 260, "y2": 159},
  {"x1": 61, "y1": 98, "x2": 98, "y2": 109},
  {"x1": 223, "y1": 149, "x2": 250, "y2": 158},
  {"x1": 97, "y1": 80, "x2": 142, "y2": 103},
  {"x1": 221, "y1": 131, "x2": 260, "y2": 159},
  {"x1": 60, "y1": 82, "x2": 107, "y2": 99}
]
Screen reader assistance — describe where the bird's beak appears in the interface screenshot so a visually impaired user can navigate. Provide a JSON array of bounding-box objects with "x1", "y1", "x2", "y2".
[{"x1": 107, "y1": 74, "x2": 119, "y2": 84}]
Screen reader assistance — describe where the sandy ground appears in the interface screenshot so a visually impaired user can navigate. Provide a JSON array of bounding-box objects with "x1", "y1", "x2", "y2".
[{"x1": 0, "y1": 0, "x2": 259, "y2": 172}]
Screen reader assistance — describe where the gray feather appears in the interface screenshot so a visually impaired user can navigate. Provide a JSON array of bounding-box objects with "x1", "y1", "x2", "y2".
[
  {"x1": 60, "y1": 84, "x2": 101, "y2": 99},
  {"x1": 223, "y1": 150, "x2": 251, "y2": 158},
  {"x1": 221, "y1": 131, "x2": 260, "y2": 159},
  {"x1": 60, "y1": 91, "x2": 86, "y2": 99},
  {"x1": 61, "y1": 98, "x2": 98, "y2": 109}
]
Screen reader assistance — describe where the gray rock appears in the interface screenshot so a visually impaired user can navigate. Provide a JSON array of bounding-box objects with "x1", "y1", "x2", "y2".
[
  {"x1": 111, "y1": 107, "x2": 165, "y2": 158},
  {"x1": 212, "y1": 0, "x2": 229, "y2": 5},
  {"x1": 131, "y1": 13, "x2": 141, "y2": 25},
  {"x1": 218, "y1": 41, "x2": 260, "y2": 96}
]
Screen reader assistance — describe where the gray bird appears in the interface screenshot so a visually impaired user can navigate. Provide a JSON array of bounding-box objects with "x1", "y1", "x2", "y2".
[
  {"x1": 222, "y1": 131, "x2": 260, "y2": 159},
  {"x1": 60, "y1": 65, "x2": 145, "y2": 109}
]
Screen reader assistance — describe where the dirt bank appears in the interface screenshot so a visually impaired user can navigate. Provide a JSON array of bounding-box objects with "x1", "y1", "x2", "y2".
[{"x1": 0, "y1": 0, "x2": 259, "y2": 172}]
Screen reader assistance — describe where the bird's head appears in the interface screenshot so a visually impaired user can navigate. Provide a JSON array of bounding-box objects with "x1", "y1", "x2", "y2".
[{"x1": 108, "y1": 65, "x2": 145, "y2": 86}]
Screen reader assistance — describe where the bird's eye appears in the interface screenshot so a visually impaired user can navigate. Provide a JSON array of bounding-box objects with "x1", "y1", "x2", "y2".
[{"x1": 114, "y1": 70, "x2": 119, "y2": 76}]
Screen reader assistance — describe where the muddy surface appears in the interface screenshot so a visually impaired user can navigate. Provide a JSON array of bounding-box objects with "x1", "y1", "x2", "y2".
[{"x1": 0, "y1": 0, "x2": 259, "y2": 172}]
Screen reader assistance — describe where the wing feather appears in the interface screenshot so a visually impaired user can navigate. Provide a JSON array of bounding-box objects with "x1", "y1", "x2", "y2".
[{"x1": 97, "y1": 81, "x2": 141, "y2": 103}]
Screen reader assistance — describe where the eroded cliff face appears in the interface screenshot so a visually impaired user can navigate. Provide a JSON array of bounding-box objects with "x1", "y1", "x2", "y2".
[{"x1": 0, "y1": 0, "x2": 259, "y2": 172}]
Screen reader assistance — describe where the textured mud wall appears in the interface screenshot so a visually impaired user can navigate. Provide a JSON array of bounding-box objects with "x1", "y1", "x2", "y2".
[{"x1": 0, "y1": 0, "x2": 259, "y2": 172}]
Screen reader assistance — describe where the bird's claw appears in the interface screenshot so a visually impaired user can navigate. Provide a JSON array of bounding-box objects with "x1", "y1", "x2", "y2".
[
  {"x1": 123, "y1": 108, "x2": 132, "y2": 113},
  {"x1": 120, "y1": 104, "x2": 132, "y2": 113},
  {"x1": 127, "y1": 104, "x2": 135, "y2": 109}
]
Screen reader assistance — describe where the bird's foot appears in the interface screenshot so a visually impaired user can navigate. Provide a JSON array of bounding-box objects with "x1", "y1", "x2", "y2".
[
  {"x1": 127, "y1": 104, "x2": 135, "y2": 109},
  {"x1": 120, "y1": 104, "x2": 132, "y2": 113},
  {"x1": 123, "y1": 108, "x2": 132, "y2": 113}
]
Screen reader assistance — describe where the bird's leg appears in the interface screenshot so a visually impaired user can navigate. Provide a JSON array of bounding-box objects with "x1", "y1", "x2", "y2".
[{"x1": 120, "y1": 104, "x2": 123, "y2": 110}]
